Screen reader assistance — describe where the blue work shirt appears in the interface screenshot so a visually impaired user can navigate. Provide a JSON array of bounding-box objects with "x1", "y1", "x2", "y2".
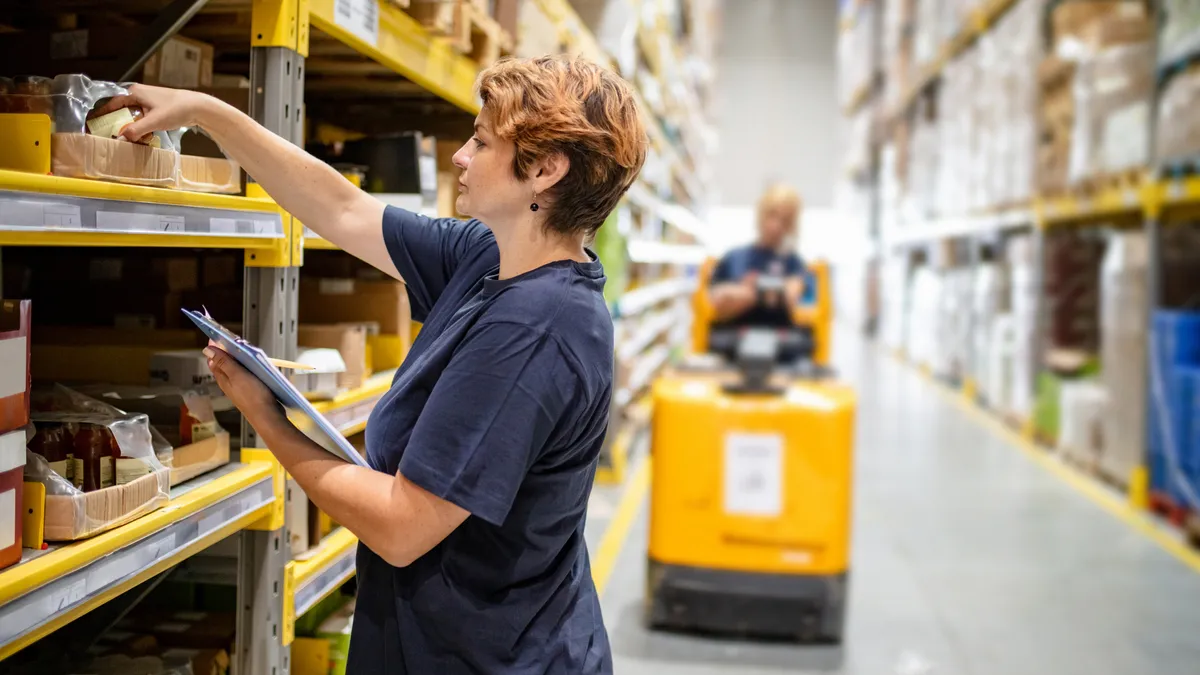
[
  {"x1": 348, "y1": 206, "x2": 614, "y2": 674},
  {"x1": 709, "y1": 244, "x2": 806, "y2": 327}
]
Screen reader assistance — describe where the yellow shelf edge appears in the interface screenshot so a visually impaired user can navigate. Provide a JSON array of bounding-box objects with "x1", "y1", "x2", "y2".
[
  {"x1": 0, "y1": 504, "x2": 269, "y2": 662},
  {"x1": 0, "y1": 230, "x2": 283, "y2": 249},
  {"x1": 0, "y1": 462, "x2": 274, "y2": 607},
  {"x1": 290, "y1": 527, "x2": 359, "y2": 589},
  {"x1": 310, "y1": 369, "x2": 396, "y2": 414},
  {"x1": 308, "y1": 0, "x2": 481, "y2": 114},
  {"x1": 0, "y1": 169, "x2": 277, "y2": 214}
]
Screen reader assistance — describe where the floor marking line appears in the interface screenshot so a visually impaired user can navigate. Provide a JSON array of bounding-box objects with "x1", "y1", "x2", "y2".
[
  {"x1": 592, "y1": 451, "x2": 651, "y2": 596},
  {"x1": 896, "y1": 351, "x2": 1200, "y2": 576}
]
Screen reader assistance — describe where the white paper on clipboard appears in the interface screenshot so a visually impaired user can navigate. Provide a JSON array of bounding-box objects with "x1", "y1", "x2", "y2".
[{"x1": 181, "y1": 308, "x2": 371, "y2": 468}]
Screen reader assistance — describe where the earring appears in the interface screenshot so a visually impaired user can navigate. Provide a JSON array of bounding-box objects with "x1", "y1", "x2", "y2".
[{"x1": 530, "y1": 202, "x2": 539, "y2": 212}]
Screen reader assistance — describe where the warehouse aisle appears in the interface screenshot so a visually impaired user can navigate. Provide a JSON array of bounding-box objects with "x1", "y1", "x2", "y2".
[{"x1": 589, "y1": 329, "x2": 1200, "y2": 674}]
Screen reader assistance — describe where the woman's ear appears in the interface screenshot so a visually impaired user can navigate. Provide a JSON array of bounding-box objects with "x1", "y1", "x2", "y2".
[{"x1": 530, "y1": 153, "x2": 570, "y2": 195}]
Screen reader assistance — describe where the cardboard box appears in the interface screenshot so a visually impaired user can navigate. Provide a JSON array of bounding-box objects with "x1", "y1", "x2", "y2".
[
  {"x1": 142, "y1": 35, "x2": 214, "y2": 89},
  {"x1": 300, "y1": 278, "x2": 412, "y2": 335},
  {"x1": 51, "y1": 133, "x2": 178, "y2": 188},
  {"x1": 149, "y1": 350, "x2": 215, "y2": 388},
  {"x1": 0, "y1": 300, "x2": 30, "y2": 435},
  {"x1": 118, "y1": 611, "x2": 237, "y2": 651},
  {"x1": 161, "y1": 648, "x2": 230, "y2": 675},
  {"x1": 291, "y1": 348, "x2": 345, "y2": 400},
  {"x1": 44, "y1": 468, "x2": 170, "y2": 541},
  {"x1": 0, "y1": 430, "x2": 25, "y2": 570},
  {"x1": 170, "y1": 432, "x2": 231, "y2": 487},
  {"x1": 298, "y1": 324, "x2": 371, "y2": 390},
  {"x1": 178, "y1": 155, "x2": 241, "y2": 194}
]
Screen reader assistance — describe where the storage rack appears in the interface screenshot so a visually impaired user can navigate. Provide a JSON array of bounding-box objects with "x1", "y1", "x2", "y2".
[
  {"x1": 0, "y1": 0, "x2": 715, "y2": 669},
  {"x1": 840, "y1": 0, "x2": 1200, "y2": 543}
]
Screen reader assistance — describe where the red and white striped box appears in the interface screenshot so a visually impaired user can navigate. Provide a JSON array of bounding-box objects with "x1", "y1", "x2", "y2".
[
  {"x1": 0, "y1": 429, "x2": 25, "y2": 569},
  {"x1": 0, "y1": 300, "x2": 30, "y2": 435}
]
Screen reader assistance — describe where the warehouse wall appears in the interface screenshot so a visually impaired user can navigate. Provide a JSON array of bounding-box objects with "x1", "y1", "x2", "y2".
[{"x1": 710, "y1": 0, "x2": 840, "y2": 210}]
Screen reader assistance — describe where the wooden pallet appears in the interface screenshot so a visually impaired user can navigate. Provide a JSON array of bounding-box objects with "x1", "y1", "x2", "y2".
[
  {"x1": 1149, "y1": 491, "x2": 1195, "y2": 528},
  {"x1": 1075, "y1": 167, "x2": 1144, "y2": 197},
  {"x1": 407, "y1": 0, "x2": 515, "y2": 68},
  {"x1": 1186, "y1": 513, "x2": 1200, "y2": 550}
]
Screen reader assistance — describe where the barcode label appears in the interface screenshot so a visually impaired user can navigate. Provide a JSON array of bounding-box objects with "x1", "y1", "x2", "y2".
[
  {"x1": 43, "y1": 204, "x2": 82, "y2": 228},
  {"x1": 333, "y1": 0, "x2": 379, "y2": 47},
  {"x1": 96, "y1": 211, "x2": 185, "y2": 232}
]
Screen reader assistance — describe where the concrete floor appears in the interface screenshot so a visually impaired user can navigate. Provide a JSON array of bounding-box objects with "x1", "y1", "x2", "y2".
[{"x1": 584, "y1": 329, "x2": 1200, "y2": 674}]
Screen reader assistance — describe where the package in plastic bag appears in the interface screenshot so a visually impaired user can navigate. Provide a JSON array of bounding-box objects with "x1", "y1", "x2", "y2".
[
  {"x1": 25, "y1": 385, "x2": 170, "y2": 541},
  {"x1": 0, "y1": 74, "x2": 240, "y2": 193},
  {"x1": 73, "y1": 383, "x2": 233, "y2": 487}
]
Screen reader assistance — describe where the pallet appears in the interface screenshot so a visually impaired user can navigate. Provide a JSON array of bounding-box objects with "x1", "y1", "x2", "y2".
[
  {"x1": 406, "y1": 0, "x2": 515, "y2": 68},
  {"x1": 1149, "y1": 490, "x2": 1195, "y2": 528},
  {"x1": 1074, "y1": 167, "x2": 1144, "y2": 197},
  {"x1": 1187, "y1": 513, "x2": 1200, "y2": 550}
]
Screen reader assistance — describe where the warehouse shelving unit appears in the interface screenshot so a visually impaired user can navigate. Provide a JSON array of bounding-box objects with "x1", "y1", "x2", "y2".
[
  {"x1": 0, "y1": 0, "x2": 714, "y2": 668},
  {"x1": 843, "y1": 0, "x2": 1200, "y2": 545}
]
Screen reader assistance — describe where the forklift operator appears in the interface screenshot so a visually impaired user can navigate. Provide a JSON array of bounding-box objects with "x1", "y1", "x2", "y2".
[{"x1": 707, "y1": 184, "x2": 806, "y2": 328}]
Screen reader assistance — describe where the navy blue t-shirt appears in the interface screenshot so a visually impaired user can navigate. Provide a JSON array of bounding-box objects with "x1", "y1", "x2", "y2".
[
  {"x1": 709, "y1": 244, "x2": 806, "y2": 327},
  {"x1": 347, "y1": 206, "x2": 614, "y2": 674}
]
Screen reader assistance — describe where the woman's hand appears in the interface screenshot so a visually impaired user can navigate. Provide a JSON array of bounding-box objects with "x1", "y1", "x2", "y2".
[
  {"x1": 93, "y1": 83, "x2": 216, "y2": 142},
  {"x1": 203, "y1": 343, "x2": 287, "y2": 431}
]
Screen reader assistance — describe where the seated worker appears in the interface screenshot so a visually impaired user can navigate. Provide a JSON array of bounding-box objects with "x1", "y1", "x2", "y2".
[{"x1": 707, "y1": 184, "x2": 807, "y2": 329}]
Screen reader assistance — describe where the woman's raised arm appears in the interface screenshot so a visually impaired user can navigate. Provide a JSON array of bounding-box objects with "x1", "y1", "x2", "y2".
[{"x1": 104, "y1": 84, "x2": 400, "y2": 280}]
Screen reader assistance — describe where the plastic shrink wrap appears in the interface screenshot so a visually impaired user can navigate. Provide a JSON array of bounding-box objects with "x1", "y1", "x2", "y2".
[{"x1": 25, "y1": 385, "x2": 170, "y2": 541}]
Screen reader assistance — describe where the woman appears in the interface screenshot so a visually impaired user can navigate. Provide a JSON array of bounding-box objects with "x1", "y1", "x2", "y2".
[
  {"x1": 109, "y1": 55, "x2": 646, "y2": 673},
  {"x1": 707, "y1": 183, "x2": 806, "y2": 327}
]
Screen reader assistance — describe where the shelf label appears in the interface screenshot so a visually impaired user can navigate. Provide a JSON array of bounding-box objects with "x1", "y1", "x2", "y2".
[
  {"x1": 97, "y1": 211, "x2": 185, "y2": 233},
  {"x1": 723, "y1": 433, "x2": 784, "y2": 517},
  {"x1": 0, "y1": 200, "x2": 82, "y2": 229},
  {"x1": 334, "y1": 0, "x2": 380, "y2": 48},
  {"x1": 48, "y1": 578, "x2": 87, "y2": 614}
]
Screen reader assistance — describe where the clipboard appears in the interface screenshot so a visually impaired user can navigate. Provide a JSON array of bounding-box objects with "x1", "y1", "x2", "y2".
[{"x1": 181, "y1": 308, "x2": 371, "y2": 468}]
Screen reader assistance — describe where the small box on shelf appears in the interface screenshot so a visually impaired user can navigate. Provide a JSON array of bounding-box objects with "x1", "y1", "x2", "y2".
[{"x1": 0, "y1": 300, "x2": 31, "y2": 436}]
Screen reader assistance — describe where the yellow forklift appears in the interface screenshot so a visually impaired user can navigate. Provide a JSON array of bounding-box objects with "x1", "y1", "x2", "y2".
[{"x1": 645, "y1": 259, "x2": 855, "y2": 643}]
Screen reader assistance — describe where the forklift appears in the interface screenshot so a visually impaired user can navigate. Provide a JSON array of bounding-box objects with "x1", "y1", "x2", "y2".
[{"x1": 645, "y1": 258, "x2": 855, "y2": 643}]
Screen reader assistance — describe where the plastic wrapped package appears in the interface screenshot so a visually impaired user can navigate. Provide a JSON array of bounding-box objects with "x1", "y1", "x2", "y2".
[
  {"x1": 837, "y1": 1, "x2": 879, "y2": 110},
  {"x1": 1099, "y1": 232, "x2": 1149, "y2": 485},
  {"x1": 72, "y1": 384, "x2": 233, "y2": 487},
  {"x1": 0, "y1": 74, "x2": 240, "y2": 193},
  {"x1": 1161, "y1": 0, "x2": 1200, "y2": 64},
  {"x1": 1069, "y1": 41, "x2": 1153, "y2": 183},
  {"x1": 1157, "y1": 64, "x2": 1200, "y2": 164},
  {"x1": 26, "y1": 386, "x2": 170, "y2": 541},
  {"x1": 1057, "y1": 380, "x2": 1107, "y2": 467}
]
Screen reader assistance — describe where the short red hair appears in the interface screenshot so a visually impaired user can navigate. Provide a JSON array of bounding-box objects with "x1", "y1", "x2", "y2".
[{"x1": 477, "y1": 55, "x2": 648, "y2": 238}]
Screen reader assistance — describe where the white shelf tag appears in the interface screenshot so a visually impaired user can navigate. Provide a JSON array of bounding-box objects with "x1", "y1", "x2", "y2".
[
  {"x1": 334, "y1": 0, "x2": 380, "y2": 47},
  {"x1": 723, "y1": 432, "x2": 784, "y2": 517},
  {"x1": 97, "y1": 211, "x2": 185, "y2": 233}
]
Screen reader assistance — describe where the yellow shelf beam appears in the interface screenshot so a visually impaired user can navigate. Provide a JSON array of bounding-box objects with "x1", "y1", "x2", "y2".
[
  {"x1": 0, "y1": 462, "x2": 277, "y2": 660},
  {"x1": 0, "y1": 169, "x2": 287, "y2": 249},
  {"x1": 288, "y1": 527, "x2": 359, "y2": 626},
  {"x1": 308, "y1": 0, "x2": 482, "y2": 114},
  {"x1": 0, "y1": 169, "x2": 277, "y2": 213}
]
